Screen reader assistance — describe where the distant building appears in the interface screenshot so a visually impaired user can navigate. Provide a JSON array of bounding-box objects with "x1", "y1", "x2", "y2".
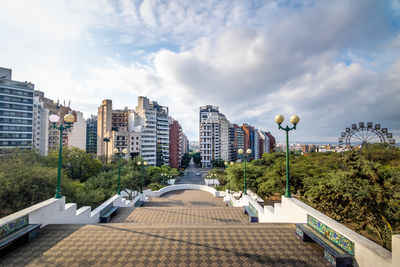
[
  {"x1": 33, "y1": 95, "x2": 49, "y2": 155},
  {"x1": 169, "y1": 118, "x2": 182, "y2": 169},
  {"x1": 199, "y1": 105, "x2": 222, "y2": 168},
  {"x1": 0, "y1": 68, "x2": 34, "y2": 150},
  {"x1": 86, "y1": 115, "x2": 97, "y2": 154}
]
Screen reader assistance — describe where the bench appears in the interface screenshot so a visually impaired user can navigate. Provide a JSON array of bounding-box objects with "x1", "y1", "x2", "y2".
[
  {"x1": 243, "y1": 202, "x2": 258, "y2": 223},
  {"x1": 0, "y1": 215, "x2": 40, "y2": 255},
  {"x1": 295, "y1": 214, "x2": 354, "y2": 267},
  {"x1": 99, "y1": 204, "x2": 119, "y2": 223}
]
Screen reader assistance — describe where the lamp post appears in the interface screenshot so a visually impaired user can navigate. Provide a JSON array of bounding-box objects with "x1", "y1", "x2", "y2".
[
  {"x1": 114, "y1": 148, "x2": 128, "y2": 195},
  {"x1": 238, "y1": 148, "x2": 252, "y2": 195},
  {"x1": 224, "y1": 161, "x2": 234, "y2": 193},
  {"x1": 137, "y1": 161, "x2": 148, "y2": 193},
  {"x1": 275, "y1": 114, "x2": 300, "y2": 198},
  {"x1": 49, "y1": 113, "x2": 75, "y2": 199}
]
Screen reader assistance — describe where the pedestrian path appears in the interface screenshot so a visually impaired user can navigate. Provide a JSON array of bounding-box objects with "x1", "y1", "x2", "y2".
[{"x1": 0, "y1": 190, "x2": 328, "y2": 266}]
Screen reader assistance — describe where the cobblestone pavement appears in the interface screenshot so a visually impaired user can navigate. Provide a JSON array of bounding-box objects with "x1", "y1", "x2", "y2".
[{"x1": 0, "y1": 190, "x2": 328, "y2": 266}]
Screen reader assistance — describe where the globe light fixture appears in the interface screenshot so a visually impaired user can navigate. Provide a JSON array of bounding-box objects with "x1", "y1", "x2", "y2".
[
  {"x1": 275, "y1": 114, "x2": 301, "y2": 198},
  {"x1": 48, "y1": 113, "x2": 75, "y2": 199},
  {"x1": 275, "y1": 114, "x2": 284, "y2": 125},
  {"x1": 49, "y1": 114, "x2": 59, "y2": 123}
]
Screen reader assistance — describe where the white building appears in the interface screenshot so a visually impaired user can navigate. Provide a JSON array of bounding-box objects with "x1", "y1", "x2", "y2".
[
  {"x1": 67, "y1": 111, "x2": 86, "y2": 150},
  {"x1": 134, "y1": 96, "x2": 157, "y2": 166},
  {"x1": 199, "y1": 105, "x2": 222, "y2": 168},
  {"x1": 220, "y1": 115, "x2": 230, "y2": 161},
  {"x1": 33, "y1": 96, "x2": 49, "y2": 155}
]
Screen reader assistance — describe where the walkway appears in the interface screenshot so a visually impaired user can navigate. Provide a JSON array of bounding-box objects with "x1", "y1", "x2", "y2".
[{"x1": 0, "y1": 190, "x2": 328, "y2": 266}]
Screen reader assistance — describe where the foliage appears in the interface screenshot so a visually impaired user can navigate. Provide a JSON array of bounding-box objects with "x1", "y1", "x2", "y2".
[
  {"x1": 0, "y1": 148, "x2": 181, "y2": 218},
  {"x1": 211, "y1": 158, "x2": 226, "y2": 168},
  {"x1": 148, "y1": 183, "x2": 163, "y2": 191},
  {"x1": 191, "y1": 152, "x2": 201, "y2": 167},
  {"x1": 180, "y1": 153, "x2": 191, "y2": 169},
  {"x1": 223, "y1": 144, "x2": 400, "y2": 250}
]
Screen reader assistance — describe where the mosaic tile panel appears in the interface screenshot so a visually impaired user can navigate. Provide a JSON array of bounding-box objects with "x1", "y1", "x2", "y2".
[
  {"x1": 0, "y1": 215, "x2": 28, "y2": 239},
  {"x1": 307, "y1": 214, "x2": 354, "y2": 255}
]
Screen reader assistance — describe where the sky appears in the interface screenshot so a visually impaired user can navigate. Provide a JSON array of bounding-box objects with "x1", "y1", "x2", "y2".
[{"x1": 0, "y1": 0, "x2": 399, "y2": 143}]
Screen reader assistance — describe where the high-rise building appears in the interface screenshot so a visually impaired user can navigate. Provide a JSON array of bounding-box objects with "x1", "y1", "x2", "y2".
[
  {"x1": 242, "y1": 124, "x2": 256, "y2": 160},
  {"x1": 220, "y1": 114, "x2": 230, "y2": 161},
  {"x1": 33, "y1": 94, "x2": 49, "y2": 155},
  {"x1": 97, "y1": 97, "x2": 178, "y2": 167},
  {"x1": 97, "y1": 99, "x2": 113, "y2": 159},
  {"x1": 258, "y1": 130, "x2": 270, "y2": 157},
  {"x1": 67, "y1": 111, "x2": 86, "y2": 150},
  {"x1": 266, "y1": 132, "x2": 276, "y2": 152},
  {"x1": 0, "y1": 68, "x2": 34, "y2": 150},
  {"x1": 169, "y1": 118, "x2": 182, "y2": 169},
  {"x1": 135, "y1": 96, "x2": 157, "y2": 166},
  {"x1": 199, "y1": 105, "x2": 222, "y2": 168},
  {"x1": 86, "y1": 115, "x2": 97, "y2": 154},
  {"x1": 152, "y1": 101, "x2": 169, "y2": 166}
]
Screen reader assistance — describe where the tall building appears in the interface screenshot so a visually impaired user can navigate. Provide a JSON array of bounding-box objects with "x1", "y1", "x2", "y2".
[
  {"x1": 258, "y1": 130, "x2": 271, "y2": 157},
  {"x1": 220, "y1": 114, "x2": 230, "y2": 161},
  {"x1": 97, "y1": 99, "x2": 112, "y2": 159},
  {"x1": 86, "y1": 115, "x2": 97, "y2": 154},
  {"x1": 67, "y1": 111, "x2": 86, "y2": 150},
  {"x1": 152, "y1": 101, "x2": 169, "y2": 166},
  {"x1": 199, "y1": 105, "x2": 222, "y2": 168},
  {"x1": 242, "y1": 124, "x2": 256, "y2": 160},
  {"x1": 135, "y1": 96, "x2": 157, "y2": 166},
  {"x1": 0, "y1": 68, "x2": 34, "y2": 150},
  {"x1": 33, "y1": 94, "x2": 49, "y2": 155},
  {"x1": 97, "y1": 97, "x2": 178, "y2": 167},
  {"x1": 265, "y1": 132, "x2": 276, "y2": 152},
  {"x1": 169, "y1": 118, "x2": 182, "y2": 169}
]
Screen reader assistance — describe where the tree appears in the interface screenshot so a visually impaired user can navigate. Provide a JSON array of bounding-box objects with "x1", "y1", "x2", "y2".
[
  {"x1": 211, "y1": 158, "x2": 225, "y2": 168},
  {"x1": 46, "y1": 147, "x2": 102, "y2": 182},
  {"x1": 180, "y1": 153, "x2": 191, "y2": 169},
  {"x1": 191, "y1": 152, "x2": 201, "y2": 167}
]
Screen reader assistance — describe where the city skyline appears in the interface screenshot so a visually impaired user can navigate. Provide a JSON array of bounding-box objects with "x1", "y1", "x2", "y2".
[{"x1": 1, "y1": 1, "x2": 399, "y2": 142}]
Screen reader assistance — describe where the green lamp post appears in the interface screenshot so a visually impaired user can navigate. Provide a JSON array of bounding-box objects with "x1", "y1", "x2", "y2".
[
  {"x1": 137, "y1": 161, "x2": 148, "y2": 193},
  {"x1": 49, "y1": 113, "x2": 75, "y2": 199},
  {"x1": 224, "y1": 161, "x2": 234, "y2": 193},
  {"x1": 275, "y1": 114, "x2": 300, "y2": 198},
  {"x1": 238, "y1": 148, "x2": 252, "y2": 195},
  {"x1": 114, "y1": 147, "x2": 128, "y2": 195}
]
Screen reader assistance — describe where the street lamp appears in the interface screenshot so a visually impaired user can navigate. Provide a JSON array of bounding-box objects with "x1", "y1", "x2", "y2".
[
  {"x1": 49, "y1": 113, "x2": 75, "y2": 199},
  {"x1": 275, "y1": 114, "x2": 300, "y2": 198},
  {"x1": 137, "y1": 161, "x2": 148, "y2": 193},
  {"x1": 114, "y1": 148, "x2": 128, "y2": 195},
  {"x1": 224, "y1": 161, "x2": 234, "y2": 193},
  {"x1": 238, "y1": 148, "x2": 252, "y2": 195}
]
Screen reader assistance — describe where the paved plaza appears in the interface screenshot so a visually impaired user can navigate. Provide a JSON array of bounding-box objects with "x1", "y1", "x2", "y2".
[{"x1": 0, "y1": 190, "x2": 328, "y2": 266}]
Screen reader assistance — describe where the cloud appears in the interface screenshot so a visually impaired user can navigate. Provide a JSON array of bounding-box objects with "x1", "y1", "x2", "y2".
[{"x1": 0, "y1": 0, "x2": 399, "y2": 144}]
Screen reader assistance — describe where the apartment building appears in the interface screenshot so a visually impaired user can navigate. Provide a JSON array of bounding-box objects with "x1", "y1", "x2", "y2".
[
  {"x1": 199, "y1": 105, "x2": 221, "y2": 168},
  {"x1": 0, "y1": 68, "x2": 34, "y2": 150},
  {"x1": 86, "y1": 115, "x2": 97, "y2": 154}
]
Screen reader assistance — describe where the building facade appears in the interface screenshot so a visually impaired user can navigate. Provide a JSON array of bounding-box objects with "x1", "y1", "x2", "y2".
[
  {"x1": 86, "y1": 115, "x2": 97, "y2": 154},
  {"x1": 0, "y1": 68, "x2": 34, "y2": 150}
]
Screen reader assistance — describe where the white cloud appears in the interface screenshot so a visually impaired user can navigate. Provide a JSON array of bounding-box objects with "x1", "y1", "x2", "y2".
[{"x1": 0, "y1": 0, "x2": 399, "y2": 143}]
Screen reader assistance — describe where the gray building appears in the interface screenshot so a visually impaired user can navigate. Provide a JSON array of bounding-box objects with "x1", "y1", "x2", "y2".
[
  {"x1": 0, "y1": 68, "x2": 34, "y2": 150},
  {"x1": 86, "y1": 115, "x2": 97, "y2": 154}
]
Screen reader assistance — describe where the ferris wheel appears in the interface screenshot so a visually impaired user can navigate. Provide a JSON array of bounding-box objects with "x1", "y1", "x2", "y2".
[{"x1": 338, "y1": 122, "x2": 395, "y2": 149}]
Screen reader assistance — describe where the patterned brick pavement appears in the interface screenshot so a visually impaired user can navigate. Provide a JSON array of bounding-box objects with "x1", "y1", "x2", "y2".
[{"x1": 0, "y1": 190, "x2": 328, "y2": 266}]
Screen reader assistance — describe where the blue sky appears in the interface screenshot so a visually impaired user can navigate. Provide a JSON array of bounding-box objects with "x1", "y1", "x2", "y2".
[{"x1": 0, "y1": 0, "x2": 399, "y2": 143}]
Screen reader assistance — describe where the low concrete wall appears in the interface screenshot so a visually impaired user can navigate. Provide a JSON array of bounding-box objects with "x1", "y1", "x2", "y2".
[
  {"x1": 0, "y1": 192, "x2": 140, "y2": 227},
  {"x1": 144, "y1": 184, "x2": 225, "y2": 197},
  {"x1": 229, "y1": 195, "x2": 398, "y2": 267}
]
